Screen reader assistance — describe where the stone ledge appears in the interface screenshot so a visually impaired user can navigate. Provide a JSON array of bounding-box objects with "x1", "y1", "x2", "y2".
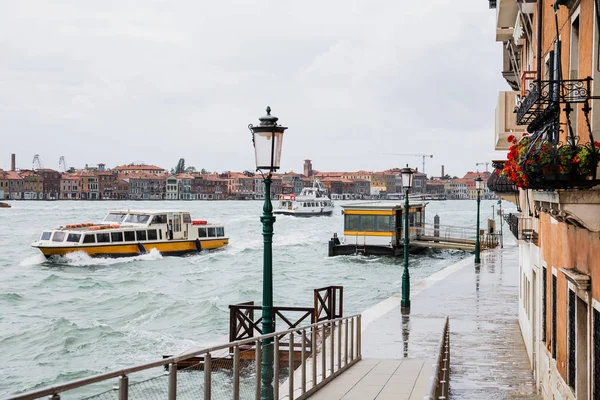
[{"x1": 533, "y1": 188, "x2": 600, "y2": 232}]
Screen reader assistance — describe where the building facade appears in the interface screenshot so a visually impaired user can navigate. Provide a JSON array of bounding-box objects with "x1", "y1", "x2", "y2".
[{"x1": 489, "y1": 1, "x2": 600, "y2": 398}]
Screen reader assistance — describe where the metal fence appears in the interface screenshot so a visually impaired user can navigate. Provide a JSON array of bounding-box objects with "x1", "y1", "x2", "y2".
[
  {"x1": 420, "y1": 223, "x2": 477, "y2": 242},
  {"x1": 425, "y1": 316, "x2": 450, "y2": 400},
  {"x1": 8, "y1": 315, "x2": 362, "y2": 400}
]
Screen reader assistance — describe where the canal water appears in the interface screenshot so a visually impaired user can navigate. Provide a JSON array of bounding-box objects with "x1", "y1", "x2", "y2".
[{"x1": 0, "y1": 199, "x2": 503, "y2": 397}]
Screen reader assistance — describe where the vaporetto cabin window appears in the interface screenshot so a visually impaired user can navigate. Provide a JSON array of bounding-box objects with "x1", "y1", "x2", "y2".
[
  {"x1": 66, "y1": 233, "x2": 81, "y2": 243},
  {"x1": 111, "y1": 232, "x2": 123, "y2": 243},
  {"x1": 83, "y1": 234, "x2": 95, "y2": 244},
  {"x1": 344, "y1": 215, "x2": 394, "y2": 232},
  {"x1": 136, "y1": 231, "x2": 147, "y2": 241},
  {"x1": 41, "y1": 232, "x2": 51, "y2": 240},
  {"x1": 124, "y1": 231, "x2": 135, "y2": 241},
  {"x1": 152, "y1": 215, "x2": 168, "y2": 224},
  {"x1": 97, "y1": 233, "x2": 110, "y2": 243},
  {"x1": 147, "y1": 230, "x2": 157, "y2": 240},
  {"x1": 52, "y1": 231, "x2": 66, "y2": 242}
]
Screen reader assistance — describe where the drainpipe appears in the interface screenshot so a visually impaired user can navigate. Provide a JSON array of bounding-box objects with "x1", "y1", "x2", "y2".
[{"x1": 536, "y1": 0, "x2": 542, "y2": 83}]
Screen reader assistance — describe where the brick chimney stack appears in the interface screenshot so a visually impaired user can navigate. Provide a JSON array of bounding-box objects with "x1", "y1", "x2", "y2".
[
  {"x1": 11, "y1": 153, "x2": 15, "y2": 171},
  {"x1": 441, "y1": 165, "x2": 445, "y2": 178}
]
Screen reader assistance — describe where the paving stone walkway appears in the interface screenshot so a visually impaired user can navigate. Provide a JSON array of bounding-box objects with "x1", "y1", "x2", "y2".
[{"x1": 309, "y1": 244, "x2": 541, "y2": 399}]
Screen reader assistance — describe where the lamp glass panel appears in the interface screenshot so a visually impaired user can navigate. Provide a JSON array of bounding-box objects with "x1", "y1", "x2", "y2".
[
  {"x1": 253, "y1": 131, "x2": 284, "y2": 170},
  {"x1": 401, "y1": 172, "x2": 413, "y2": 189},
  {"x1": 475, "y1": 179, "x2": 483, "y2": 190}
]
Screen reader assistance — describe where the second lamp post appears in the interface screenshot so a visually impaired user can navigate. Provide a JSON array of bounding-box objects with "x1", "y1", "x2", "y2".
[
  {"x1": 474, "y1": 176, "x2": 483, "y2": 264},
  {"x1": 249, "y1": 106, "x2": 288, "y2": 400},
  {"x1": 401, "y1": 165, "x2": 414, "y2": 310}
]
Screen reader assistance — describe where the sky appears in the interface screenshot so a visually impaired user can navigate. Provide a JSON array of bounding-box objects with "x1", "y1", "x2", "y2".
[{"x1": 0, "y1": 0, "x2": 510, "y2": 177}]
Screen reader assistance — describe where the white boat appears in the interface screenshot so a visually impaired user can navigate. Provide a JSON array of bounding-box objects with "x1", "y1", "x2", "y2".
[
  {"x1": 274, "y1": 181, "x2": 334, "y2": 216},
  {"x1": 32, "y1": 209, "x2": 228, "y2": 258}
]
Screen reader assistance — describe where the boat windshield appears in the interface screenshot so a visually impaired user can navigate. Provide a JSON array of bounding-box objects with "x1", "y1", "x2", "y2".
[
  {"x1": 124, "y1": 214, "x2": 151, "y2": 224},
  {"x1": 104, "y1": 213, "x2": 127, "y2": 223}
]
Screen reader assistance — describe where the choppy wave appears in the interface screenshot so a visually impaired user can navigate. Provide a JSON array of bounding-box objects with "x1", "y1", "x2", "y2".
[{"x1": 0, "y1": 199, "x2": 500, "y2": 398}]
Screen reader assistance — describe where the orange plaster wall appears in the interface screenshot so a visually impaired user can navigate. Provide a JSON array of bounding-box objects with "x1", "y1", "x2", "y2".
[
  {"x1": 578, "y1": 0, "x2": 594, "y2": 142},
  {"x1": 539, "y1": 211, "x2": 600, "y2": 381}
]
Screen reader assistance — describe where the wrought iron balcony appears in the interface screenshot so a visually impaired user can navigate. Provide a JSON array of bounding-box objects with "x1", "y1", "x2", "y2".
[
  {"x1": 488, "y1": 161, "x2": 517, "y2": 193},
  {"x1": 515, "y1": 77, "x2": 591, "y2": 126}
]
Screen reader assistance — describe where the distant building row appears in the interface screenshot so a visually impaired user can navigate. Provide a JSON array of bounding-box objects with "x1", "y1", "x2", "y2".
[{"x1": 0, "y1": 161, "x2": 494, "y2": 201}]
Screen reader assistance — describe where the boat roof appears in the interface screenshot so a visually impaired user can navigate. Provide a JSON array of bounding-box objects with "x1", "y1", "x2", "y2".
[
  {"x1": 341, "y1": 201, "x2": 427, "y2": 211},
  {"x1": 107, "y1": 210, "x2": 191, "y2": 214}
]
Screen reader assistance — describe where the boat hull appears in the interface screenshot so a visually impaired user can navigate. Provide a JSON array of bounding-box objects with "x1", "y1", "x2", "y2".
[
  {"x1": 34, "y1": 238, "x2": 229, "y2": 259},
  {"x1": 273, "y1": 210, "x2": 333, "y2": 217}
]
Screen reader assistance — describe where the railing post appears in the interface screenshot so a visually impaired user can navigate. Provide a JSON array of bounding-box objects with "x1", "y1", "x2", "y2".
[
  {"x1": 312, "y1": 326, "x2": 317, "y2": 388},
  {"x1": 274, "y1": 335, "x2": 280, "y2": 400},
  {"x1": 344, "y1": 318, "x2": 349, "y2": 366},
  {"x1": 337, "y1": 320, "x2": 342, "y2": 371},
  {"x1": 119, "y1": 375, "x2": 128, "y2": 400},
  {"x1": 357, "y1": 315, "x2": 362, "y2": 358},
  {"x1": 289, "y1": 333, "x2": 294, "y2": 400},
  {"x1": 168, "y1": 363, "x2": 177, "y2": 400},
  {"x1": 329, "y1": 321, "x2": 334, "y2": 375},
  {"x1": 301, "y1": 329, "x2": 307, "y2": 396},
  {"x1": 255, "y1": 339, "x2": 262, "y2": 400},
  {"x1": 204, "y1": 353, "x2": 212, "y2": 400},
  {"x1": 350, "y1": 318, "x2": 354, "y2": 361},
  {"x1": 233, "y1": 346, "x2": 240, "y2": 400},
  {"x1": 321, "y1": 323, "x2": 327, "y2": 381}
]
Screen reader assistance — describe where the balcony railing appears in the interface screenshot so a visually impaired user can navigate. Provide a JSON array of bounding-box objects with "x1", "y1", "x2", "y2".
[
  {"x1": 488, "y1": 161, "x2": 517, "y2": 194},
  {"x1": 515, "y1": 77, "x2": 591, "y2": 126},
  {"x1": 505, "y1": 213, "x2": 538, "y2": 245}
]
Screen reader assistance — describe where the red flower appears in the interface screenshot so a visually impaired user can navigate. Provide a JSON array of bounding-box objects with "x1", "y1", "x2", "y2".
[
  {"x1": 573, "y1": 155, "x2": 580, "y2": 163},
  {"x1": 595, "y1": 141, "x2": 600, "y2": 148},
  {"x1": 522, "y1": 133, "x2": 528, "y2": 137},
  {"x1": 507, "y1": 134, "x2": 515, "y2": 143}
]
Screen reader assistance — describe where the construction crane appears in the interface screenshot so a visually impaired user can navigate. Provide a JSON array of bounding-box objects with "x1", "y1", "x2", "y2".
[
  {"x1": 476, "y1": 162, "x2": 490, "y2": 172},
  {"x1": 382, "y1": 153, "x2": 433, "y2": 173}
]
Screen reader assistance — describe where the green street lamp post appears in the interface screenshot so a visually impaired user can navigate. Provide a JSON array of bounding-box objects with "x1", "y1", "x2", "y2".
[
  {"x1": 474, "y1": 176, "x2": 483, "y2": 264},
  {"x1": 400, "y1": 165, "x2": 414, "y2": 310},
  {"x1": 249, "y1": 106, "x2": 288, "y2": 400}
]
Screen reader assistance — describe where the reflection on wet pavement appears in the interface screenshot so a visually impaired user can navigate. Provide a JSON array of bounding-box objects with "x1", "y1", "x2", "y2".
[{"x1": 361, "y1": 245, "x2": 541, "y2": 399}]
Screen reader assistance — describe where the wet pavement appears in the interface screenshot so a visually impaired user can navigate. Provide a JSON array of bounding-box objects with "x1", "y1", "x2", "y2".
[{"x1": 360, "y1": 244, "x2": 541, "y2": 399}]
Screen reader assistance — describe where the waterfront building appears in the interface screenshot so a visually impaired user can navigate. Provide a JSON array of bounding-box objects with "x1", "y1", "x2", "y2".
[
  {"x1": 77, "y1": 171, "x2": 99, "y2": 200},
  {"x1": 97, "y1": 171, "x2": 118, "y2": 200},
  {"x1": 370, "y1": 172, "x2": 387, "y2": 197},
  {"x1": 60, "y1": 174, "x2": 81, "y2": 200},
  {"x1": 0, "y1": 170, "x2": 8, "y2": 200},
  {"x1": 342, "y1": 170, "x2": 373, "y2": 182},
  {"x1": 116, "y1": 178, "x2": 130, "y2": 199},
  {"x1": 113, "y1": 163, "x2": 166, "y2": 176},
  {"x1": 165, "y1": 175, "x2": 178, "y2": 200},
  {"x1": 194, "y1": 174, "x2": 228, "y2": 200},
  {"x1": 6, "y1": 171, "x2": 23, "y2": 200},
  {"x1": 19, "y1": 170, "x2": 43, "y2": 200},
  {"x1": 353, "y1": 179, "x2": 371, "y2": 198},
  {"x1": 489, "y1": 1, "x2": 600, "y2": 398},
  {"x1": 270, "y1": 175, "x2": 282, "y2": 199},
  {"x1": 36, "y1": 168, "x2": 61, "y2": 200},
  {"x1": 425, "y1": 179, "x2": 446, "y2": 196},
  {"x1": 176, "y1": 174, "x2": 194, "y2": 200}
]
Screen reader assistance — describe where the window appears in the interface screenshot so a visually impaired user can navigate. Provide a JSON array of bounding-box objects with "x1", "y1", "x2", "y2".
[
  {"x1": 104, "y1": 213, "x2": 127, "y2": 223},
  {"x1": 136, "y1": 230, "x2": 147, "y2": 241},
  {"x1": 111, "y1": 232, "x2": 123, "y2": 242},
  {"x1": 552, "y1": 274, "x2": 557, "y2": 359},
  {"x1": 208, "y1": 227, "x2": 216, "y2": 237},
  {"x1": 41, "y1": 231, "x2": 52, "y2": 240},
  {"x1": 125, "y1": 214, "x2": 150, "y2": 224},
  {"x1": 183, "y1": 214, "x2": 191, "y2": 223},
  {"x1": 52, "y1": 231, "x2": 66, "y2": 242},
  {"x1": 568, "y1": 289, "x2": 576, "y2": 389},
  {"x1": 594, "y1": 307, "x2": 599, "y2": 400},
  {"x1": 159, "y1": 230, "x2": 162, "y2": 240},
  {"x1": 152, "y1": 214, "x2": 168, "y2": 224},
  {"x1": 97, "y1": 233, "x2": 110, "y2": 243},
  {"x1": 217, "y1": 227, "x2": 224, "y2": 237},
  {"x1": 124, "y1": 231, "x2": 135, "y2": 241},
  {"x1": 345, "y1": 215, "x2": 360, "y2": 231},
  {"x1": 83, "y1": 234, "x2": 95, "y2": 244},
  {"x1": 199, "y1": 228, "x2": 207, "y2": 238},
  {"x1": 66, "y1": 233, "x2": 81, "y2": 243},
  {"x1": 542, "y1": 267, "x2": 547, "y2": 342},
  {"x1": 147, "y1": 230, "x2": 157, "y2": 240}
]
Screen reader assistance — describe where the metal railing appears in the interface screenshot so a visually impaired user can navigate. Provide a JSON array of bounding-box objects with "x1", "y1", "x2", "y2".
[
  {"x1": 8, "y1": 315, "x2": 362, "y2": 400},
  {"x1": 425, "y1": 316, "x2": 450, "y2": 400},
  {"x1": 420, "y1": 223, "x2": 476, "y2": 242}
]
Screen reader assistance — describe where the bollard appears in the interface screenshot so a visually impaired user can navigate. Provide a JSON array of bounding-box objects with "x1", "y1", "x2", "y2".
[{"x1": 434, "y1": 214, "x2": 440, "y2": 243}]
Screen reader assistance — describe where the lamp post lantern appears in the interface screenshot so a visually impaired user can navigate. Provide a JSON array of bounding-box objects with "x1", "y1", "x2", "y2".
[
  {"x1": 248, "y1": 106, "x2": 288, "y2": 400},
  {"x1": 474, "y1": 176, "x2": 483, "y2": 264},
  {"x1": 400, "y1": 165, "x2": 413, "y2": 310}
]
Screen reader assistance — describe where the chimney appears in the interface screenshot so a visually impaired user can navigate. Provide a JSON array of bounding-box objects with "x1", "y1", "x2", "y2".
[
  {"x1": 11, "y1": 154, "x2": 15, "y2": 171},
  {"x1": 441, "y1": 165, "x2": 445, "y2": 178}
]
